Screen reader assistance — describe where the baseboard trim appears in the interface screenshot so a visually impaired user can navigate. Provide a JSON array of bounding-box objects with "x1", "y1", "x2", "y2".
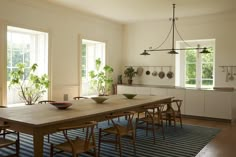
[{"x1": 182, "y1": 114, "x2": 231, "y2": 123}]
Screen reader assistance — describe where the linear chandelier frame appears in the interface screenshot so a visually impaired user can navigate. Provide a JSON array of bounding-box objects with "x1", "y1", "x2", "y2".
[{"x1": 141, "y1": 4, "x2": 210, "y2": 55}]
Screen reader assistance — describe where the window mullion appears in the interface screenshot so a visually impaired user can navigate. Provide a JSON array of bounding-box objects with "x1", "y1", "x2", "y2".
[{"x1": 196, "y1": 50, "x2": 201, "y2": 88}]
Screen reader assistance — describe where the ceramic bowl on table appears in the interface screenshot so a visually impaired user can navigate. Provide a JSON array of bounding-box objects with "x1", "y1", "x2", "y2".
[
  {"x1": 91, "y1": 97, "x2": 108, "y2": 104},
  {"x1": 122, "y1": 94, "x2": 137, "y2": 99},
  {"x1": 50, "y1": 102, "x2": 72, "y2": 110}
]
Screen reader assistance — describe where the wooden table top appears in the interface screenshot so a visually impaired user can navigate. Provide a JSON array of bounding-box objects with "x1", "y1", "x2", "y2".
[{"x1": 0, "y1": 95, "x2": 171, "y2": 127}]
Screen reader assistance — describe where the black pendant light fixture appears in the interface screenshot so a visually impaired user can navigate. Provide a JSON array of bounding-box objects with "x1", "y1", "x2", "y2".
[{"x1": 141, "y1": 4, "x2": 210, "y2": 56}]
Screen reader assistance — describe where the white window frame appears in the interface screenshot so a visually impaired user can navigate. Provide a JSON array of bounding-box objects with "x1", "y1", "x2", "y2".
[
  {"x1": 6, "y1": 26, "x2": 49, "y2": 105},
  {"x1": 176, "y1": 39, "x2": 215, "y2": 88}
]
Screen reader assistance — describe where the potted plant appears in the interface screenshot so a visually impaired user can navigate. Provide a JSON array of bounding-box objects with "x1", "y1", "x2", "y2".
[
  {"x1": 124, "y1": 66, "x2": 136, "y2": 85},
  {"x1": 89, "y1": 58, "x2": 114, "y2": 96},
  {"x1": 9, "y1": 63, "x2": 50, "y2": 105}
]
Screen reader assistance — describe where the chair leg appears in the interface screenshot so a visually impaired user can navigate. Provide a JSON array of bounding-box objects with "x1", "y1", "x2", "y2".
[
  {"x1": 115, "y1": 135, "x2": 118, "y2": 150},
  {"x1": 16, "y1": 139, "x2": 20, "y2": 157},
  {"x1": 174, "y1": 118, "x2": 176, "y2": 130},
  {"x1": 179, "y1": 116, "x2": 183, "y2": 128},
  {"x1": 132, "y1": 131, "x2": 136, "y2": 156},
  {"x1": 161, "y1": 123, "x2": 165, "y2": 140},
  {"x1": 118, "y1": 136, "x2": 122, "y2": 157},
  {"x1": 146, "y1": 122, "x2": 149, "y2": 136},
  {"x1": 50, "y1": 144, "x2": 54, "y2": 157},
  {"x1": 98, "y1": 129, "x2": 102, "y2": 157},
  {"x1": 152, "y1": 122, "x2": 156, "y2": 144},
  {"x1": 48, "y1": 134, "x2": 50, "y2": 143},
  {"x1": 15, "y1": 132, "x2": 20, "y2": 157},
  {"x1": 135, "y1": 118, "x2": 138, "y2": 139},
  {"x1": 94, "y1": 147, "x2": 97, "y2": 157}
]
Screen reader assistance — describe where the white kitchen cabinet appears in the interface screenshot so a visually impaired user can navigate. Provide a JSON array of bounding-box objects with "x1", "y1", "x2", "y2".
[
  {"x1": 150, "y1": 88, "x2": 168, "y2": 96},
  {"x1": 232, "y1": 91, "x2": 236, "y2": 122},
  {"x1": 135, "y1": 87, "x2": 151, "y2": 95},
  {"x1": 117, "y1": 85, "x2": 234, "y2": 120},
  {"x1": 168, "y1": 88, "x2": 186, "y2": 114},
  {"x1": 117, "y1": 85, "x2": 136, "y2": 94},
  {"x1": 185, "y1": 90, "x2": 205, "y2": 116},
  {"x1": 205, "y1": 91, "x2": 232, "y2": 119}
]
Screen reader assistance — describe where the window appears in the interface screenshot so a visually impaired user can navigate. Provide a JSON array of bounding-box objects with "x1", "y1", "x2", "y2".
[
  {"x1": 176, "y1": 39, "x2": 215, "y2": 88},
  {"x1": 7, "y1": 26, "x2": 48, "y2": 105},
  {"x1": 81, "y1": 39, "x2": 105, "y2": 96}
]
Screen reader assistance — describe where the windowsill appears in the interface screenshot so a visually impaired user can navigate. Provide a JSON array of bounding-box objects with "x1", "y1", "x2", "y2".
[{"x1": 7, "y1": 103, "x2": 26, "y2": 108}]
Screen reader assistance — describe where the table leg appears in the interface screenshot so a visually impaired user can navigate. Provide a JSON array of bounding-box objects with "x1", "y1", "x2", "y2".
[{"x1": 33, "y1": 129, "x2": 44, "y2": 157}]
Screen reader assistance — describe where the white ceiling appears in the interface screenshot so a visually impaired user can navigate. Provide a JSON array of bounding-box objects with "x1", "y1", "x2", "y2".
[{"x1": 47, "y1": 0, "x2": 236, "y2": 23}]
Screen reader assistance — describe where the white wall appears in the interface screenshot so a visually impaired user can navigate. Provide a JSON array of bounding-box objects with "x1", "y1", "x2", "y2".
[
  {"x1": 124, "y1": 11, "x2": 236, "y2": 88},
  {"x1": 0, "y1": 0, "x2": 124, "y2": 102}
]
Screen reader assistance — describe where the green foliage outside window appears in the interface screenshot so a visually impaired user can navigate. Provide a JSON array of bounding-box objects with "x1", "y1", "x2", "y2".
[
  {"x1": 81, "y1": 44, "x2": 87, "y2": 79},
  {"x1": 7, "y1": 42, "x2": 31, "y2": 81},
  {"x1": 185, "y1": 47, "x2": 214, "y2": 87}
]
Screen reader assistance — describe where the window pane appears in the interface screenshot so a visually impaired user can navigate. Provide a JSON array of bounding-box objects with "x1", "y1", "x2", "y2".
[
  {"x1": 82, "y1": 57, "x2": 86, "y2": 67},
  {"x1": 202, "y1": 63, "x2": 213, "y2": 79},
  {"x1": 7, "y1": 68, "x2": 11, "y2": 81},
  {"x1": 185, "y1": 49, "x2": 197, "y2": 62},
  {"x1": 186, "y1": 79, "x2": 196, "y2": 86},
  {"x1": 12, "y1": 50, "x2": 23, "y2": 66},
  {"x1": 82, "y1": 69, "x2": 86, "y2": 78},
  {"x1": 7, "y1": 49, "x2": 12, "y2": 67},
  {"x1": 82, "y1": 44, "x2": 86, "y2": 56},
  {"x1": 24, "y1": 52, "x2": 30, "y2": 67},
  {"x1": 202, "y1": 47, "x2": 213, "y2": 62},
  {"x1": 186, "y1": 64, "x2": 196, "y2": 79},
  {"x1": 202, "y1": 80, "x2": 213, "y2": 86}
]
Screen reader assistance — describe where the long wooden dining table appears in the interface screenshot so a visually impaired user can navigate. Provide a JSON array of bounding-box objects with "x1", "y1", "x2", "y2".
[{"x1": 0, "y1": 95, "x2": 172, "y2": 157}]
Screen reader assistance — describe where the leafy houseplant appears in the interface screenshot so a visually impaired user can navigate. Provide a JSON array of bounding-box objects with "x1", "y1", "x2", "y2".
[
  {"x1": 9, "y1": 63, "x2": 50, "y2": 105},
  {"x1": 89, "y1": 58, "x2": 114, "y2": 96},
  {"x1": 124, "y1": 66, "x2": 136, "y2": 85}
]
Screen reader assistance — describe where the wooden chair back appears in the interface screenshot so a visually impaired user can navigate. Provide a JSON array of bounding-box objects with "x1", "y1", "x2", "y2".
[
  {"x1": 0, "y1": 125, "x2": 19, "y2": 156},
  {"x1": 106, "y1": 111, "x2": 135, "y2": 133},
  {"x1": 38, "y1": 100, "x2": 55, "y2": 104},
  {"x1": 73, "y1": 96, "x2": 88, "y2": 100},
  {"x1": 51, "y1": 121, "x2": 97, "y2": 156}
]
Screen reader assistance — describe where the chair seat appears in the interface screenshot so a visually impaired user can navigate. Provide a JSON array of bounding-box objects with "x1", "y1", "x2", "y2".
[
  {"x1": 54, "y1": 138, "x2": 94, "y2": 154},
  {"x1": 102, "y1": 124, "x2": 132, "y2": 136},
  {"x1": 162, "y1": 110, "x2": 181, "y2": 117},
  {"x1": 138, "y1": 116, "x2": 161, "y2": 124},
  {"x1": 98, "y1": 111, "x2": 136, "y2": 157},
  {"x1": 0, "y1": 138, "x2": 16, "y2": 148}
]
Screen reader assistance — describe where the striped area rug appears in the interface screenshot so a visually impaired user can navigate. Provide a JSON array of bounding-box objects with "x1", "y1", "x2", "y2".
[{"x1": 1, "y1": 120, "x2": 220, "y2": 157}]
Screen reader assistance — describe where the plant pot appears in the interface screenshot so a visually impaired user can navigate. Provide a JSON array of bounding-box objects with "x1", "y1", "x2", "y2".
[
  {"x1": 128, "y1": 79, "x2": 133, "y2": 85},
  {"x1": 25, "y1": 102, "x2": 35, "y2": 105}
]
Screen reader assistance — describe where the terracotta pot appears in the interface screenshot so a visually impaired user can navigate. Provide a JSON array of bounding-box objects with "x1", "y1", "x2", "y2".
[{"x1": 128, "y1": 79, "x2": 133, "y2": 85}]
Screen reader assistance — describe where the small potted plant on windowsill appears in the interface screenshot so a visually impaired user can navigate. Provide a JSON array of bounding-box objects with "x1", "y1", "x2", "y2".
[
  {"x1": 124, "y1": 66, "x2": 136, "y2": 85},
  {"x1": 9, "y1": 63, "x2": 50, "y2": 105},
  {"x1": 89, "y1": 58, "x2": 114, "y2": 96}
]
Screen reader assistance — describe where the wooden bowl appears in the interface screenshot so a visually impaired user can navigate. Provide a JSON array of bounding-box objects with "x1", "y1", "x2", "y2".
[
  {"x1": 50, "y1": 102, "x2": 72, "y2": 110},
  {"x1": 91, "y1": 97, "x2": 108, "y2": 104},
  {"x1": 123, "y1": 94, "x2": 137, "y2": 99}
]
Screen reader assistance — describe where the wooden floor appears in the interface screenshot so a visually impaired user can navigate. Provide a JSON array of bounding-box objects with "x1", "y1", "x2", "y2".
[{"x1": 183, "y1": 118, "x2": 236, "y2": 157}]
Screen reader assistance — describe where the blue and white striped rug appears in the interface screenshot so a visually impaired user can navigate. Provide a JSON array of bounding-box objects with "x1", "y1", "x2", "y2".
[{"x1": 1, "y1": 120, "x2": 220, "y2": 157}]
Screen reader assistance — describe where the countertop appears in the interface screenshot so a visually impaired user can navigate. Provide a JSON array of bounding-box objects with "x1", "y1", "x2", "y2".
[{"x1": 116, "y1": 84, "x2": 235, "y2": 92}]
